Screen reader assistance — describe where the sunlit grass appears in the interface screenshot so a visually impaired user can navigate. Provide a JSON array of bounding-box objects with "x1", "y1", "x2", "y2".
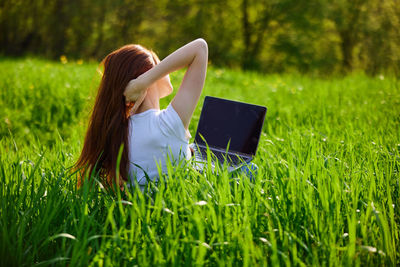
[{"x1": 0, "y1": 58, "x2": 399, "y2": 266}]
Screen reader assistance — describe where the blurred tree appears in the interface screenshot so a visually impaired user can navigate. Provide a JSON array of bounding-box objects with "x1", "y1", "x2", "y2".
[
  {"x1": 268, "y1": 2, "x2": 329, "y2": 73},
  {"x1": 241, "y1": 0, "x2": 275, "y2": 70},
  {"x1": 328, "y1": 0, "x2": 367, "y2": 72},
  {"x1": 240, "y1": 0, "x2": 322, "y2": 70},
  {"x1": 0, "y1": 0, "x2": 399, "y2": 75},
  {"x1": 361, "y1": 0, "x2": 400, "y2": 74}
]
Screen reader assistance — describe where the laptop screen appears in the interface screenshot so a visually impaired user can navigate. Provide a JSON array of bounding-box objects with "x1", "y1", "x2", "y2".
[{"x1": 194, "y1": 96, "x2": 267, "y2": 156}]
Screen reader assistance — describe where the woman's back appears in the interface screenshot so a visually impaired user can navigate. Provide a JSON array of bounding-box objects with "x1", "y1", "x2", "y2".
[{"x1": 128, "y1": 104, "x2": 191, "y2": 186}]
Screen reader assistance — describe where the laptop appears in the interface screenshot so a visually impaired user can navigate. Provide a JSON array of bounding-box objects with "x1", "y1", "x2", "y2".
[{"x1": 190, "y1": 96, "x2": 267, "y2": 172}]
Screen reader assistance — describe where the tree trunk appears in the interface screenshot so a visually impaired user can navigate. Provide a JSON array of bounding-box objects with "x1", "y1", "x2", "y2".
[
  {"x1": 241, "y1": 0, "x2": 271, "y2": 70},
  {"x1": 340, "y1": 30, "x2": 354, "y2": 72},
  {"x1": 241, "y1": 0, "x2": 251, "y2": 67}
]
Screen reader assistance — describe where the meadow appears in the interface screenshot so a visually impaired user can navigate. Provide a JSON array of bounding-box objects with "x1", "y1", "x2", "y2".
[{"x1": 0, "y1": 58, "x2": 399, "y2": 266}]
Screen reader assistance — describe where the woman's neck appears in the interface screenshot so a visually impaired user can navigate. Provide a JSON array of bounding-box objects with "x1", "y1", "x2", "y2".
[{"x1": 134, "y1": 86, "x2": 160, "y2": 114}]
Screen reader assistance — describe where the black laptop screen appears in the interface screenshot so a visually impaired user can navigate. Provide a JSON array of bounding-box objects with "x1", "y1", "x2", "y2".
[{"x1": 195, "y1": 96, "x2": 267, "y2": 155}]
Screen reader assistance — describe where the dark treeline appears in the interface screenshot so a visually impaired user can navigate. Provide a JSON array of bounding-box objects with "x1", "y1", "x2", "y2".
[{"x1": 1, "y1": 0, "x2": 399, "y2": 75}]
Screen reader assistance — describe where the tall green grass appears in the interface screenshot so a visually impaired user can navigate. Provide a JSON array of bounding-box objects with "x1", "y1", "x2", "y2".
[{"x1": 0, "y1": 58, "x2": 399, "y2": 266}]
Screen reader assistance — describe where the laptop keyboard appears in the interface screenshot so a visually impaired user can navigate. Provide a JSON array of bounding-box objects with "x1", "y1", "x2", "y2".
[{"x1": 195, "y1": 147, "x2": 245, "y2": 166}]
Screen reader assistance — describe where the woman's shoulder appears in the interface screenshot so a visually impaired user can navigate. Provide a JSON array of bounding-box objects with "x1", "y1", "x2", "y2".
[{"x1": 159, "y1": 104, "x2": 191, "y2": 141}]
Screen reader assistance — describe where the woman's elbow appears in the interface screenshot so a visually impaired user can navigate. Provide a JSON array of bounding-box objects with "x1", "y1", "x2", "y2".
[{"x1": 195, "y1": 38, "x2": 208, "y2": 55}]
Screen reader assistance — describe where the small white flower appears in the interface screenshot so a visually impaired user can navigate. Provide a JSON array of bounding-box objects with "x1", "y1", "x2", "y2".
[
  {"x1": 195, "y1": 201, "x2": 207, "y2": 206},
  {"x1": 201, "y1": 242, "x2": 211, "y2": 249},
  {"x1": 259, "y1": 237, "x2": 270, "y2": 244},
  {"x1": 163, "y1": 208, "x2": 174, "y2": 215}
]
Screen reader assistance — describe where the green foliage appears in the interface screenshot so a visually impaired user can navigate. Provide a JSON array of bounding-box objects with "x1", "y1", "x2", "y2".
[
  {"x1": 0, "y1": 59, "x2": 399, "y2": 265},
  {"x1": 0, "y1": 0, "x2": 399, "y2": 74}
]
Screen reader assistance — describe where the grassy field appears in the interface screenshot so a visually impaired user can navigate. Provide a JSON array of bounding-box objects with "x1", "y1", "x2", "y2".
[{"x1": 0, "y1": 58, "x2": 399, "y2": 266}]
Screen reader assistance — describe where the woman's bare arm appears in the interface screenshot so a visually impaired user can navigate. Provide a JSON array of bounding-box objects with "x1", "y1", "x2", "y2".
[{"x1": 124, "y1": 38, "x2": 208, "y2": 129}]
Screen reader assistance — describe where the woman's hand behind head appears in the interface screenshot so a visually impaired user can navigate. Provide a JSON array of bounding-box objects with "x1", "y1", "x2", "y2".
[
  {"x1": 124, "y1": 78, "x2": 148, "y2": 116},
  {"x1": 124, "y1": 77, "x2": 148, "y2": 103}
]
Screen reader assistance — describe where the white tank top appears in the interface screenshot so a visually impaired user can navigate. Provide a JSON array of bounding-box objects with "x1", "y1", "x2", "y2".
[{"x1": 127, "y1": 104, "x2": 191, "y2": 186}]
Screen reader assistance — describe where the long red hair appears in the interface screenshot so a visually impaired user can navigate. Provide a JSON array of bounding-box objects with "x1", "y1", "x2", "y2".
[{"x1": 75, "y1": 44, "x2": 159, "y2": 187}]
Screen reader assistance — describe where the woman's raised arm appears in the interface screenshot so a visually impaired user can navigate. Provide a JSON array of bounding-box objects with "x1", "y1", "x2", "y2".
[{"x1": 124, "y1": 38, "x2": 208, "y2": 129}]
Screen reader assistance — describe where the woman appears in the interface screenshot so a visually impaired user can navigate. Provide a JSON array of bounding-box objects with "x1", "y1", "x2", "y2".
[{"x1": 75, "y1": 39, "x2": 208, "y2": 188}]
